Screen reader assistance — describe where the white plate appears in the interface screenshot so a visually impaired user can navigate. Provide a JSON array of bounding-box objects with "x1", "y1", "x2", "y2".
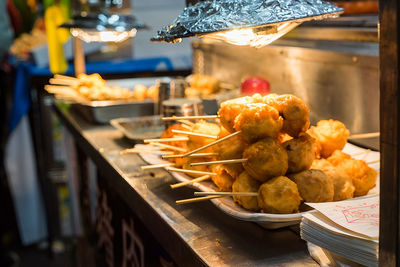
[{"x1": 138, "y1": 143, "x2": 380, "y2": 229}]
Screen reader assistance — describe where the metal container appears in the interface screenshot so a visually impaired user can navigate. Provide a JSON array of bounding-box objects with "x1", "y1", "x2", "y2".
[
  {"x1": 155, "y1": 77, "x2": 186, "y2": 115},
  {"x1": 110, "y1": 115, "x2": 164, "y2": 142},
  {"x1": 162, "y1": 98, "x2": 203, "y2": 126}
]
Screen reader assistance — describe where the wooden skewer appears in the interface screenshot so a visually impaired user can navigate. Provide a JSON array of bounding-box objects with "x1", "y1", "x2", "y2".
[
  {"x1": 149, "y1": 142, "x2": 187, "y2": 152},
  {"x1": 176, "y1": 195, "x2": 222, "y2": 204},
  {"x1": 141, "y1": 163, "x2": 175, "y2": 170},
  {"x1": 120, "y1": 148, "x2": 173, "y2": 155},
  {"x1": 162, "y1": 115, "x2": 220, "y2": 121},
  {"x1": 180, "y1": 124, "x2": 192, "y2": 130},
  {"x1": 194, "y1": 191, "x2": 258, "y2": 197},
  {"x1": 348, "y1": 132, "x2": 380, "y2": 139},
  {"x1": 49, "y1": 78, "x2": 78, "y2": 86},
  {"x1": 166, "y1": 167, "x2": 217, "y2": 176},
  {"x1": 177, "y1": 119, "x2": 195, "y2": 127},
  {"x1": 144, "y1": 137, "x2": 189, "y2": 143},
  {"x1": 188, "y1": 152, "x2": 217, "y2": 158},
  {"x1": 171, "y1": 129, "x2": 218, "y2": 139},
  {"x1": 54, "y1": 74, "x2": 77, "y2": 80},
  {"x1": 163, "y1": 131, "x2": 242, "y2": 159},
  {"x1": 190, "y1": 158, "x2": 247, "y2": 167},
  {"x1": 170, "y1": 175, "x2": 211, "y2": 189}
]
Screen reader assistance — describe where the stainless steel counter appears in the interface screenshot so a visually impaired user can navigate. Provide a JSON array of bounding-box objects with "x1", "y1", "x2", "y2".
[{"x1": 54, "y1": 102, "x2": 318, "y2": 266}]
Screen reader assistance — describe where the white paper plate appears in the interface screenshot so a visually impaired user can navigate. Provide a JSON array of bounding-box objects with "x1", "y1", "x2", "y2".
[{"x1": 138, "y1": 143, "x2": 380, "y2": 229}]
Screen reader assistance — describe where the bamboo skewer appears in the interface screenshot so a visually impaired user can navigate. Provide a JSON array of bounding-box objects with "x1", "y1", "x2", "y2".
[
  {"x1": 162, "y1": 115, "x2": 220, "y2": 121},
  {"x1": 120, "y1": 148, "x2": 173, "y2": 155},
  {"x1": 190, "y1": 158, "x2": 248, "y2": 167},
  {"x1": 170, "y1": 175, "x2": 211, "y2": 189},
  {"x1": 149, "y1": 142, "x2": 187, "y2": 152},
  {"x1": 188, "y1": 152, "x2": 217, "y2": 158},
  {"x1": 171, "y1": 129, "x2": 218, "y2": 139},
  {"x1": 166, "y1": 167, "x2": 217, "y2": 176},
  {"x1": 49, "y1": 78, "x2": 78, "y2": 86},
  {"x1": 163, "y1": 131, "x2": 242, "y2": 159},
  {"x1": 54, "y1": 74, "x2": 77, "y2": 80},
  {"x1": 180, "y1": 124, "x2": 193, "y2": 130},
  {"x1": 177, "y1": 119, "x2": 195, "y2": 127},
  {"x1": 176, "y1": 195, "x2": 222, "y2": 204},
  {"x1": 141, "y1": 163, "x2": 175, "y2": 170},
  {"x1": 144, "y1": 137, "x2": 189, "y2": 143},
  {"x1": 348, "y1": 132, "x2": 380, "y2": 139},
  {"x1": 194, "y1": 192, "x2": 258, "y2": 197}
]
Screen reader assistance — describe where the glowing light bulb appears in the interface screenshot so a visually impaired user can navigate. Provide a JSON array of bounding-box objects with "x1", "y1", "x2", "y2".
[
  {"x1": 204, "y1": 22, "x2": 300, "y2": 48},
  {"x1": 70, "y1": 28, "x2": 137, "y2": 43}
]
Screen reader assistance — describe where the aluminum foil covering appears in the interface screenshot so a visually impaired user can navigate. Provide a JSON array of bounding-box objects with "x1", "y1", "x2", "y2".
[{"x1": 151, "y1": 0, "x2": 343, "y2": 43}]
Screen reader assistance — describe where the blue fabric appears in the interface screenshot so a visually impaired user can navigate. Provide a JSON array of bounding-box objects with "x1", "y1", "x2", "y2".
[{"x1": 9, "y1": 57, "x2": 174, "y2": 132}]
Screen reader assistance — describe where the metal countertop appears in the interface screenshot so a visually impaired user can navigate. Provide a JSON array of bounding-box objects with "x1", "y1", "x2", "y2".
[{"x1": 53, "y1": 102, "x2": 318, "y2": 267}]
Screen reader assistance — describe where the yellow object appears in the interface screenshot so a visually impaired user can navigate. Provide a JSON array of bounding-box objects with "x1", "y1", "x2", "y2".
[{"x1": 45, "y1": 4, "x2": 69, "y2": 74}]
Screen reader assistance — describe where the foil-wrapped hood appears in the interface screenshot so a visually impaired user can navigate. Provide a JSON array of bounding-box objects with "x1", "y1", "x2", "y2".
[{"x1": 151, "y1": 0, "x2": 343, "y2": 43}]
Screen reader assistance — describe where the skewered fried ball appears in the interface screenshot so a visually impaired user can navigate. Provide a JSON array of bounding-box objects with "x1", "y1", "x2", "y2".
[
  {"x1": 213, "y1": 126, "x2": 245, "y2": 178},
  {"x1": 242, "y1": 138, "x2": 288, "y2": 182},
  {"x1": 232, "y1": 171, "x2": 260, "y2": 211},
  {"x1": 257, "y1": 176, "x2": 302, "y2": 214},
  {"x1": 311, "y1": 159, "x2": 355, "y2": 201},
  {"x1": 264, "y1": 94, "x2": 310, "y2": 137},
  {"x1": 161, "y1": 124, "x2": 188, "y2": 167},
  {"x1": 182, "y1": 157, "x2": 212, "y2": 178},
  {"x1": 211, "y1": 164, "x2": 236, "y2": 192},
  {"x1": 326, "y1": 150, "x2": 351, "y2": 166},
  {"x1": 233, "y1": 103, "x2": 283, "y2": 142},
  {"x1": 307, "y1": 119, "x2": 350, "y2": 158},
  {"x1": 282, "y1": 133, "x2": 316, "y2": 174},
  {"x1": 289, "y1": 169, "x2": 334, "y2": 202},
  {"x1": 218, "y1": 95, "x2": 262, "y2": 132}
]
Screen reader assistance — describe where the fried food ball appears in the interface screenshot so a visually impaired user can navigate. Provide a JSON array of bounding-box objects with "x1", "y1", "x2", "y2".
[
  {"x1": 289, "y1": 169, "x2": 334, "y2": 202},
  {"x1": 334, "y1": 158, "x2": 378, "y2": 197},
  {"x1": 233, "y1": 103, "x2": 283, "y2": 142},
  {"x1": 232, "y1": 171, "x2": 260, "y2": 211},
  {"x1": 146, "y1": 85, "x2": 158, "y2": 99},
  {"x1": 133, "y1": 84, "x2": 147, "y2": 100},
  {"x1": 257, "y1": 176, "x2": 302, "y2": 214},
  {"x1": 187, "y1": 120, "x2": 220, "y2": 153},
  {"x1": 211, "y1": 164, "x2": 236, "y2": 192},
  {"x1": 242, "y1": 138, "x2": 288, "y2": 182},
  {"x1": 326, "y1": 150, "x2": 351, "y2": 166},
  {"x1": 264, "y1": 94, "x2": 310, "y2": 137},
  {"x1": 307, "y1": 119, "x2": 350, "y2": 158},
  {"x1": 218, "y1": 95, "x2": 262, "y2": 132},
  {"x1": 189, "y1": 74, "x2": 221, "y2": 95},
  {"x1": 311, "y1": 159, "x2": 355, "y2": 201},
  {"x1": 213, "y1": 126, "x2": 245, "y2": 178},
  {"x1": 282, "y1": 133, "x2": 316, "y2": 173}
]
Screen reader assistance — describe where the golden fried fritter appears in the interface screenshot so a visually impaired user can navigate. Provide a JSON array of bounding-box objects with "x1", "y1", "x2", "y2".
[
  {"x1": 311, "y1": 159, "x2": 355, "y2": 201},
  {"x1": 161, "y1": 124, "x2": 189, "y2": 167},
  {"x1": 182, "y1": 157, "x2": 211, "y2": 178},
  {"x1": 307, "y1": 119, "x2": 350, "y2": 158},
  {"x1": 232, "y1": 171, "x2": 260, "y2": 211},
  {"x1": 282, "y1": 133, "x2": 316, "y2": 173},
  {"x1": 289, "y1": 169, "x2": 334, "y2": 202},
  {"x1": 211, "y1": 164, "x2": 236, "y2": 192},
  {"x1": 218, "y1": 96, "x2": 254, "y2": 133},
  {"x1": 264, "y1": 94, "x2": 310, "y2": 137},
  {"x1": 187, "y1": 120, "x2": 220, "y2": 153},
  {"x1": 242, "y1": 138, "x2": 288, "y2": 182},
  {"x1": 334, "y1": 158, "x2": 377, "y2": 197},
  {"x1": 326, "y1": 150, "x2": 351, "y2": 166},
  {"x1": 257, "y1": 176, "x2": 302, "y2": 214},
  {"x1": 234, "y1": 103, "x2": 283, "y2": 142}
]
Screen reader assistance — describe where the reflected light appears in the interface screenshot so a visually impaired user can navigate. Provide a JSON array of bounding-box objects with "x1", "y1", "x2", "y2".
[
  {"x1": 204, "y1": 22, "x2": 300, "y2": 48},
  {"x1": 70, "y1": 28, "x2": 137, "y2": 43}
]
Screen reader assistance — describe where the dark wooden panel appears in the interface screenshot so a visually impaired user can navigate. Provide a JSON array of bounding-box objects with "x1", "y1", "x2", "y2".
[{"x1": 379, "y1": 0, "x2": 400, "y2": 266}]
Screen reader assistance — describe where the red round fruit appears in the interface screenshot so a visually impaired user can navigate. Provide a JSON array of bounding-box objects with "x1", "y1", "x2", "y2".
[{"x1": 241, "y1": 77, "x2": 270, "y2": 95}]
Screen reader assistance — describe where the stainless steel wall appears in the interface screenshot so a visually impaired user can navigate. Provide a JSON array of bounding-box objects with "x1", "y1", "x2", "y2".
[{"x1": 192, "y1": 39, "x2": 379, "y2": 148}]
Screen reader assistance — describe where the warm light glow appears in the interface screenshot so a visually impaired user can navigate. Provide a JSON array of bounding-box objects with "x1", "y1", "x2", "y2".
[
  {"x1": 70, "y1": 28, "x2": 137, "y2": 43},
  {"x1": 204, "y1": 22, "x2": 300, "y2": 48}
]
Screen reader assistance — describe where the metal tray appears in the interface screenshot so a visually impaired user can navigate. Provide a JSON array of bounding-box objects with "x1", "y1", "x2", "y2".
[
  {"x1": 110, "y1": 115, "x2": 164, "y2": 141},
  {"x1": 71, "y1": 99, "x2": 155, "y2": 124}
]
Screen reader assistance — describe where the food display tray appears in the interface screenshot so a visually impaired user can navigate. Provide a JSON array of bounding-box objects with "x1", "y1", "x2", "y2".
[
  {"x1": 137, "y1": 143, "x2": 380, "y2": 229},
  {"x1": 71, "y1": 99, "x2": 155, "y2": 124},
  {"x1": 110, "y1": 115, "x2": 164, "y2": 142}
]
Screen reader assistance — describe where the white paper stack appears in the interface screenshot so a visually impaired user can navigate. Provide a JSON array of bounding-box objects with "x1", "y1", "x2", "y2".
[{"x1": 300, "y1": 195, "x2": 379, "y2": 267}]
